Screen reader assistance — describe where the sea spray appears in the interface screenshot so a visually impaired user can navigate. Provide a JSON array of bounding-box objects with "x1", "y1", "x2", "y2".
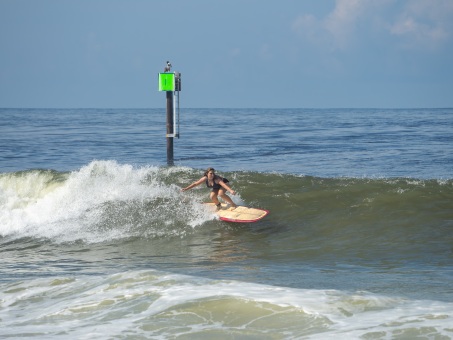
[{"x1": 0, "y1": 161, "x2": 215, "y2": 242}]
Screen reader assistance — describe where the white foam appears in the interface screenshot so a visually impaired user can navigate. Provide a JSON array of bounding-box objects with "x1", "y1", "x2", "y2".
[
  {"x1": 1, "y1": 270, "x2": 452, "y2": 339},
  {"x1": 0, "y1": 161, "x2": 215, "y2": 242}
]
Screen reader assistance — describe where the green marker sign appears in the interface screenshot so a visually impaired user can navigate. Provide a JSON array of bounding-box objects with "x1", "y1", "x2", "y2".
[{"x1": 158, "y1": 73, "x2": 175, "y2": 91}]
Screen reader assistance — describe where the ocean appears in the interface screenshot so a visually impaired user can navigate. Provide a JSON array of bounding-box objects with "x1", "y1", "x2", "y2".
[{"x1": 1, "y1": 108, "x2": 452, "y2": 339}]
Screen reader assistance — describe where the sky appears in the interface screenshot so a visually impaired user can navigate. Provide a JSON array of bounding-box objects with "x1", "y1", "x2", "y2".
[{"x1": 1, "y1": 0, "x2": 452, "y2": 108}]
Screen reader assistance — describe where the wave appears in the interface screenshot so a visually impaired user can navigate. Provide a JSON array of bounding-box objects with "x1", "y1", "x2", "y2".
[
  {"x1": 1, "y1": 161, "x2": 452, "y2": 252},
  {"x1": 1, "y1": 268, "x2": 452, "y2": 339},
  {"x1": 0, "y1": 161, "x2": 215, "y2": 243}
]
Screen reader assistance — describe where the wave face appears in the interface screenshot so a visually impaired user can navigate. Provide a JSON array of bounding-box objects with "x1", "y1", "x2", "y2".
[
  {"x1": 1, "y1": 161, "x2": 450, "y2": 240},
  {"x1": 1, "y1": 160, "x2": 452, "y2": 266}
]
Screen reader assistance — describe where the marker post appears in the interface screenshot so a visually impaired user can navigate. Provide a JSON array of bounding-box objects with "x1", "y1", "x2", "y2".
[{"x1": 158, "y1": 64, "x2": 181, "y2": 166}]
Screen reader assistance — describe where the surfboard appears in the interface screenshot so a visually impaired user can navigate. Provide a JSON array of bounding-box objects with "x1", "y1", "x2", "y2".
[{"x1": 205, "y1": 203, "x2": 269, "y2": 223}]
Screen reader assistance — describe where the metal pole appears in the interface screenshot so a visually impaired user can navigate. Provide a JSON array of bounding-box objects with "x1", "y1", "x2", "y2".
[{"x1": 166, "y1": 90, "x2": 174, "y2": 166}]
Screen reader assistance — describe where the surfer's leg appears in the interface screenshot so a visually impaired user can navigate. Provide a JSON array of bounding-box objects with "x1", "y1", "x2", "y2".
[
  {"x1": 218, "y1": 189, "x2": 237, "y2": 208},
  {"x1": 210, "y1": 191, "x2": 220, "y2": 205}
]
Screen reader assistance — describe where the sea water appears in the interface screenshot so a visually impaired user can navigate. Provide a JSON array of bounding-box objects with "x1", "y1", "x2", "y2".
[{"x1": 1, "y1": 108, "x2": 452, "y2": 339}]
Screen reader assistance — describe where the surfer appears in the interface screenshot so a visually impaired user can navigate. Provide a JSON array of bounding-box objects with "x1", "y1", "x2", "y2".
[{"x1": 181, "y1": 167, "x2": 237, "y2": 210}]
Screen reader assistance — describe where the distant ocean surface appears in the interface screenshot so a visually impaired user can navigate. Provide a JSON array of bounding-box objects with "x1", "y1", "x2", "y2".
[{"x1": 1, "y1": 108, "x2": 452, "y2": 339}]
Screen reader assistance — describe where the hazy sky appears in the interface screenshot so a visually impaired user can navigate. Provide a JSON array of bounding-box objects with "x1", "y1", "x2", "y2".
[{"x1": 1, "y1": 0, "x2": 452, "y2": 108}]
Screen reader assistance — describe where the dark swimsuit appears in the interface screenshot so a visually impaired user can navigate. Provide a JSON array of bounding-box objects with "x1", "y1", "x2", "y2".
[{"x1": 206, "y1": 175, "x2": 229, "y2": 192}]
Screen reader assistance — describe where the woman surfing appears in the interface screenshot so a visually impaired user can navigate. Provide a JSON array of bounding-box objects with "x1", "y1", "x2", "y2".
[{"x1": 181, "y1": 167, "x2": 237, "y2": 210}]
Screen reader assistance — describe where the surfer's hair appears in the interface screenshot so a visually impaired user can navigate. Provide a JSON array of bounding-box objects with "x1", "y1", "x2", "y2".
[{"x1": 204, "y1": 167, "x2": 215, "y2": 176}]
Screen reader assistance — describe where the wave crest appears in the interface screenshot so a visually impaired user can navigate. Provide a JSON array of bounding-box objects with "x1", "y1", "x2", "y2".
[{"x1": 0, "y1": 161, "x2": 213, "y2": 242}]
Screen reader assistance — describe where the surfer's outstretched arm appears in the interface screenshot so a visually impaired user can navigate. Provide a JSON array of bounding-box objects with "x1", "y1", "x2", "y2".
[{"x1": 181, "y1": 177, "x2": 206, "y2": 192}]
